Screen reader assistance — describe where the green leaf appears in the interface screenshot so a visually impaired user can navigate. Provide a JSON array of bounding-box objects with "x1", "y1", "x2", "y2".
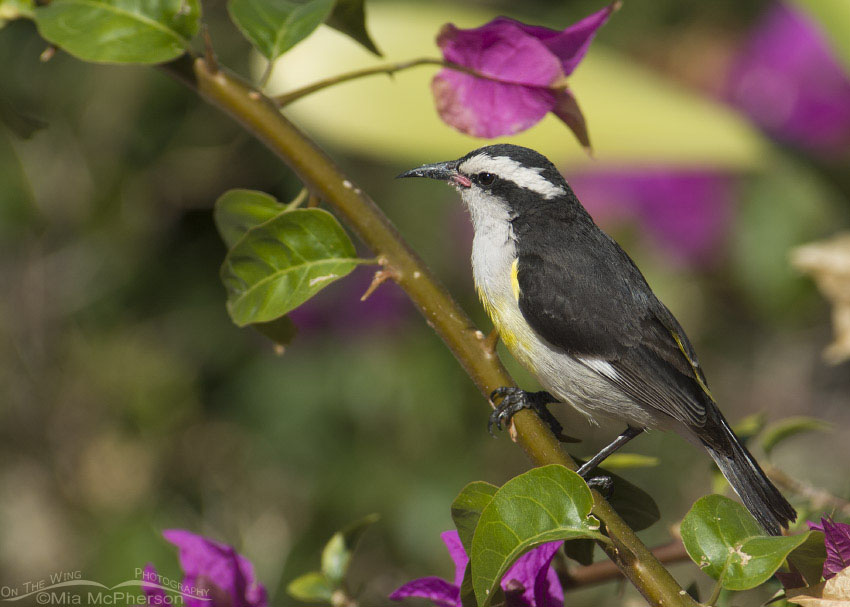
[
  {"x1": 459, "y1": 562, "x2": 477, "y2": 607},
  {"x1": 470, "y1": 465, "x2": 607, "y2": 606},
  {"x1": 597, "y1": 453, "x2": 659, "y2": 470},
  {"x1": 563, "y1": 538, "x2": 595, "y2": 566},
  {"x1": 321, "y1": 513, "x2": 379, "y2": 585},
  {"x1": 326, "y1": 0, "x2": 380, "y2": 56},
  {"x1": 451, "y1": 481, "x2": 497, "y2": 554},
  {"x1": 760, "y1": 416, "x2": 831, "y2": 456},
  {"x1": 681, "y1": 495, "x2": 813, "y2": 591},
  {"x1": 221, "y1": 208, "x2": 363, "y2": 326},
  {"x1": 34, "y1": 0, "x2": 199, "y2": 64},
  {"x1": 787, "y1": 531, "x2": 827, "y2": 587},
  {"x1": 228, "y1": 0, "x2": 334, "y2": 61},
  {"x1": 287, "y1": 571, "x2": 334, "y2": 603},
  {"x1": 573, "y1": 459, "x2": 660, "y2": 532},
  {"x1": 733, "y1": 412, "x2": 767, "y2": 444},
  {"x1": 214, "y1": 189, "x2": 313, "y2": 342},
  {"x1": 602, "y1": 469, "x2": 660, "y2": 532},
  {"x1": 214, "y1": 189, "x2": 288, "y2": 249}
]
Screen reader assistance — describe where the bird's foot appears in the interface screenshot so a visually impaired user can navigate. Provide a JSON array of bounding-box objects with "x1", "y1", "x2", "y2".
[
  {"x1": 488, "y1": 387, "x2": 578, "y2": 443},
  {"x1": 585, "y1": 475, "x2": 614, "y2": 499}
]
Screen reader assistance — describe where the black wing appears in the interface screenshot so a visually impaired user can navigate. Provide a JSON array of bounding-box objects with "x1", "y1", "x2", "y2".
[{"x1": 515, "y1": 222, "x2": 711, "y2": 428}]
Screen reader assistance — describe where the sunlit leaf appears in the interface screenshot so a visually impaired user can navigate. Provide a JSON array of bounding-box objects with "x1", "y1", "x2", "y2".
[
  {"x1": 287, "y1": 571, "x2": 334, "y2": 603},
  {"x1": 681, "y1": 495, "x2": 813, "y2": 590},
  {"x1": 221, "y1": 208, "x2": 363, "y2": 326},
  {"x1": 327, "y1": 0, "x2": 380, "y2": 56},
  {"x1": 451, "y1": 481, "x2": 497, "y2": 554},
  {"x1": 228, "y1": 0, "x2": 334, "y2": 61},
  {"x1": 34, "y1": 0, "x2": 199, "y2": 64},
  {"x1": 214, "y1": 189, "x2": 311, "y2": 342},
  {"x1": 470, "y1": 465, "x2": 607, "y2": 606},
  {"x1": 321, "y1": 513, "x2": 379, "y2": 585},
  {"x1": 214, "y1": 189, "x2": 288, "y2": 248},
  {"x1": 760, "y1": 417, "x2": 831, "y2": 456}
]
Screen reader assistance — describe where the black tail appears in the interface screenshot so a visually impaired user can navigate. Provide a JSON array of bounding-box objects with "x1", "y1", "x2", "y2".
[{"x1": 701, "y1": 416, "x2": 796, "y2": 536}]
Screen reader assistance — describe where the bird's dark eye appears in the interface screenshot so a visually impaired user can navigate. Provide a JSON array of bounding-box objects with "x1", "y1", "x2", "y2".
[{"x1": 477, "y1": 172, "x2": 496, "y2": 186}]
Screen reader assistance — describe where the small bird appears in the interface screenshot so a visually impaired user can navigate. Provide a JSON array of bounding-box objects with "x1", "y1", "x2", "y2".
[{"x1": 399, "y1": 144, "x2": 796, "y2": 535}]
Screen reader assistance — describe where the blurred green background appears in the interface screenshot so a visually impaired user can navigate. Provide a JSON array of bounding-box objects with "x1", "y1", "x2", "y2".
[{"x1": 1, "y1": 0, "x2": 849, "y2": 605}]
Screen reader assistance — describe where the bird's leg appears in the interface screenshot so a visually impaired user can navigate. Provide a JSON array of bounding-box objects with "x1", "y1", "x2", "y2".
[
  {"x1": 489, "y1": 387, "x2": 579, "y2": 443},
  {"x1": 576, "y1": 426, "x2": 644, "y2": 478}
]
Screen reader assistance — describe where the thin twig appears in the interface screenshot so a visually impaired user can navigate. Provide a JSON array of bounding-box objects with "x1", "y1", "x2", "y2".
[
  {"x1": 257, "y1": 59, "x2": 275, "y2": 90},
  {"x1": 272, "y1": 57, "x2": 567, "y2": 107},
  {"x1": 560, "y1": 539, "x2": 691, "y2": 590},
  {"x1": 286, "y1": 188, "x2": 309, "y2": 210},
  {"x1": 765, "y1": 462, "x2": 850, "y2": 518},
  {"x1": 202, "y1": 25, "x2": 218, "y2": 74},
  {"x1": 707, "y1": 578, "x2": 724, "y2": 606}
]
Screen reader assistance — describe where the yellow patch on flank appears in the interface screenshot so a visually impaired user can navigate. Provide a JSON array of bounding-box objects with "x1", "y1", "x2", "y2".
[
  {"x1": 510, "y1": 258, "x2": 520, "y2": 301},
  {"x1": 671, "y1": 330, "x2": 714, "y2": 400}
]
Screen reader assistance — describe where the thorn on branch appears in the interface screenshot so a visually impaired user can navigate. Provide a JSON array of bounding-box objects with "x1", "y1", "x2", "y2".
[
  {"x1": 361, "y1": 264, "x2": 399, "y2": 301},
  {"x1": 202, "y1": 25, "x2": 219, "y2": 74},
  {"x1": 483, "y1": 327, "x2": 500, "y2": 357},
  {"x1": 40, "y1": 45, "x2": 56, "y2": 62}
]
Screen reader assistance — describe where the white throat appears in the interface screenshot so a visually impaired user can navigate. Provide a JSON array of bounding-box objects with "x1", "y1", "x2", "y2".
[{"x1": 462, "y1": 188, "x2": 517, "y2": 306}]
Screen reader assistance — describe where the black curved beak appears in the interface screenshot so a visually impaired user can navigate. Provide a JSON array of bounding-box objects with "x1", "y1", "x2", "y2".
[{"x1": 396, "y1": 160, "x2": 457, "y2": 181}]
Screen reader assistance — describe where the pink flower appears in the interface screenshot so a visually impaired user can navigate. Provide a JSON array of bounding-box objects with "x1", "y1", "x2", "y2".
[
  {"x1": 808, "y1": 518, "x2": 850, "y2": 580},
  {"x1": 432, "y1": 5, "x2": 617, "y2": 146},
  {"x1": 143, "y1": 529, "x2": 268, "y2": 607},
  {"x1": 390, "y1": 531, "x2": 563, "y2": 607},
  {"x1": 569, "y1": 168, "x2": 738, "y2": 268},
  {"x1": 726, "y1": 2, "x2": 850, "y2": 157}
]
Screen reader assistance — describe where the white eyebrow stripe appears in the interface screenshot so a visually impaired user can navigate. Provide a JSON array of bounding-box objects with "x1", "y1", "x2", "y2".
[{"x1": 459, "y1": 154, "x2": 566, "y2": 199}]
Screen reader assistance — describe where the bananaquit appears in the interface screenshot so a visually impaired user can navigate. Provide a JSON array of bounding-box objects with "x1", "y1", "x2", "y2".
[{"x1": 399, "y1": 144, "x2": 796, "y2": 536}]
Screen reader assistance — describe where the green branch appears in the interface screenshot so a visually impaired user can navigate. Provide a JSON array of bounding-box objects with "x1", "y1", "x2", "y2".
[{"x1": 161, "y1": 55, "x2": 697, "y2": 607}]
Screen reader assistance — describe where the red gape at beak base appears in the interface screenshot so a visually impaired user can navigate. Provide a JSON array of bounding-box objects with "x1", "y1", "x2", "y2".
[{"x1": 452, "y1": 174, "x2": 472, "y2": 188}]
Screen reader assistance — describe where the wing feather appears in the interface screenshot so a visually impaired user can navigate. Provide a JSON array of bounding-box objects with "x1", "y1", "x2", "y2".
[{"x1": 515, "y1": 231, "x2": 710, "y2": 427}]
